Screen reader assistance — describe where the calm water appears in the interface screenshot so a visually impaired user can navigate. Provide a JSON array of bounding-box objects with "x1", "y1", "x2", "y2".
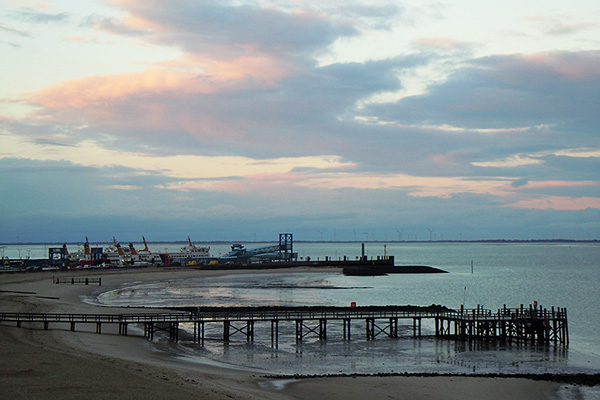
[{"x1": 4, "y1": 241, "x2": 600, "y2": 376}]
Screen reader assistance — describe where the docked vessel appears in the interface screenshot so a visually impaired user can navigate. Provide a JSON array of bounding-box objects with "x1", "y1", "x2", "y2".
[
  {"x1": 48, "y1": 238, "x2": 104, "y2": 268},
  {"x1": 103, "y1": 237, "x2": 163, "y2": 266},
  {"x1": 159, "y1": 237, "x2": 211, "y2": 266},
  {"x1": 131, "y1": 237, "x2": 162, "y2": 266},
  {"x1": 103, "y1": 238, "x2": 131, "y2": 266}
]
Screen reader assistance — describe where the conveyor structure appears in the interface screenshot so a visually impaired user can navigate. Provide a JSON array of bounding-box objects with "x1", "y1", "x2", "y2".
[{"x1": 220, "y1": 233, "x2": 296, "y2": 262}]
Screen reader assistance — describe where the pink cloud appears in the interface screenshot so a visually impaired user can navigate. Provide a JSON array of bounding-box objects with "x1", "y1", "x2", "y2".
[
  {"x1": 520, "y1": 52, "x2": 600, "y2": 81},
  {"x1": 24, "y1": 54, "x2": 289, "y2": 109},
  {"x1": 25, "y1": 68, "x2": 199, "y2": 108}
]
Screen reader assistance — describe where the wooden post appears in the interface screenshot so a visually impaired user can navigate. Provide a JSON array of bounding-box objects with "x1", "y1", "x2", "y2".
[
  {"x1": 247, "y1": 321, "x2": 254, "y2": 342},
  {"x1": 271, "y1": 320, "x2": 278, "y2": 347},
  {"x1": 469, "y1": 316, "x2": 473, "y2": 340},
  {"x1": 295, "y1": 320, "x2": 303, "y2": 342},
  {"x1": 174, "y1": 323, "x2": 179, "y2": 342},
  {"x1": 319, "y1": 319, "x2": 327, "y2": 340},
  {"x1": 389, "y1": 318, "x2": 397, "y2": 338},
  {"x1": 366, "y1": 318, "x2": 374, "y2": 340},
  {"x1": 564, "y1": 308, "x2": 569, "y2": 346},
  {"x1": 551, "y1": 307, "x2": 557, "y2": 344},
  {"x1": 343, "y1": 318, "x2": 351, "y2": 340},
  {"x1": 223, "y1": 321, "x2": 230, "y2": 342}
]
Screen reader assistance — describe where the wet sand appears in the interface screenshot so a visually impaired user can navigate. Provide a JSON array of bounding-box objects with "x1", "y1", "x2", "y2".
[{"x1": 0, "y1": 268, "x2": 573, "y2": 399}]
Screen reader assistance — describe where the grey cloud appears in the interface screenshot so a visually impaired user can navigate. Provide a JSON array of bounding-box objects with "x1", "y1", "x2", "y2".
[
  {"x1": 527, "y1": 16, "x2": 598, "y2": 36},
  {"x1": 82, "y1": 14, "x2": 150, "y2": 36},
  {"x1": 1, "y1": 119, "x2": 94, "y2": 149},
  {"x1": 0, "y1": 24, "x2": 30, "y2": 48},
  {"x1": 511, "y1": 178, "x2": 529, "y2": 187},
  {"x1": 30, "y1": 138, "x2": 76, "y2": 148},
  {"x1": 547, "y1": 22, "x2": 598, "y2": 35},
  {"x1": 12, "y1": 8, "x2": 70, "y2": 24},
  {"x1": 25, "y1": 53, "x2": 428, "y2": 160},
  {"x1": 369, "y1": 51, "x2": 600, "y2": 131},
  {"x1": 333, "y1": 3, "x2": 404, "y2": 30},
  {"x1": 0, "y1": 157, "x2": 182, "y2": 220},
  {"x1": 538, "y1": 154, "x2": 600, "y2": 182},
  {"x1": 1, "y1": 156, "x2": 598, "y2": 242},
  {"x1": 358, "y1": 51, "x2": 600, "y2": 177},
  {"x1": 18, "y1": 43, "x2": 600, "y2": 190},
  {"x1": 0, "y1": 157, "x2": 98, "y2": 174},
  {"x1": 0, "y1": 40, "x2": 20, "y2": 48},
  {"x1": 0, "y1": 24, "x2": 31, "y2": 37},
  {"x1": 110, "y1": 1, "x2": 356, "y2": 56}
]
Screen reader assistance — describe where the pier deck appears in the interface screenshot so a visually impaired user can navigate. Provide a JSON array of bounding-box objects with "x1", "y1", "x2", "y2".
[{"x1": 0, "y1": 304, "x2": 568, "y2": 347}]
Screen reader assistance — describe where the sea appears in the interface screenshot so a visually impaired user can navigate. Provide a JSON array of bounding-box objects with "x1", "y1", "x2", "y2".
[{"x1": 3, "y1": 241, "x2": 600, "y2": 382}]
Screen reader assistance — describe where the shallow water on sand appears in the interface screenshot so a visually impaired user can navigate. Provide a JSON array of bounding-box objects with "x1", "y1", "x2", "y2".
[{"x1": 89, "y1": 242, "x2": 600, "y2": 376}]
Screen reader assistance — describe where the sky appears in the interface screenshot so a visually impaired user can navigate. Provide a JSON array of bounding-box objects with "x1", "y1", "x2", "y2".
[{"x1": 1, "y1": 0, "x2": 600, "y2": 243}]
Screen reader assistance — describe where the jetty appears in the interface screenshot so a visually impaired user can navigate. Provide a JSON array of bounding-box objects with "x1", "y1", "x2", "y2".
[{"x1": 0, "y1": 304, "x2": 568, "y2": 347}]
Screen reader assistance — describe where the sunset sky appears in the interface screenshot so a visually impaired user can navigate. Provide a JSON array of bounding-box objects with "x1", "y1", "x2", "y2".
[{"x1": 1, "y1": 0, "x2": 599, "y2": 242}]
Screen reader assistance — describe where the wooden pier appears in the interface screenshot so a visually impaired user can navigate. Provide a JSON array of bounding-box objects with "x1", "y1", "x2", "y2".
[
  {"x1": 0, "y1": 304, "x2": 568, "y2": 347},
  {"x1": 436, "y1": 304, "x2": 569, "y2": 346}
]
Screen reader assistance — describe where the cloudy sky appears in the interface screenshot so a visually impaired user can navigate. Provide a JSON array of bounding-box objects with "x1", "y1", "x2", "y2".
[{"x1": 1, "y1": 0, "x2": 600, "y2": 243}]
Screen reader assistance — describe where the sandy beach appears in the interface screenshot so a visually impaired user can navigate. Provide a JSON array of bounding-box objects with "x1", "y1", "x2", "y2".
[{"x1": 0, "y1": 268, "x2": 579, "y2": 399}]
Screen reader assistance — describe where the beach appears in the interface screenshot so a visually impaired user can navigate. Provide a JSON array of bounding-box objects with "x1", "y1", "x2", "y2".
[{"x1": 0, "y1": 268, "x2": 579, "y2": 399}]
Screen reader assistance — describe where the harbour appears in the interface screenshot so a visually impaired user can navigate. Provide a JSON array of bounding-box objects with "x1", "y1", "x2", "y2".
[{"x1": 1, "y1": 234, "x2": 448, "y2": 276}]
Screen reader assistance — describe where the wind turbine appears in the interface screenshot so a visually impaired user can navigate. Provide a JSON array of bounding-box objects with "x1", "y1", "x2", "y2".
[
  {"x1": 426, "y1": 227, "x2": 433, "y2": 241},
  {"x1": 396, "y1": 230, "x2": 402, "y2": 242},
  {"x1": 317, "y1": 230, "x2": 324, "y2": 241}
]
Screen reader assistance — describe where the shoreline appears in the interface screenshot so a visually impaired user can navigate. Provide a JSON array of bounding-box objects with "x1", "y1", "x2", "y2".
[
  {"x1": 1, "y1": 267, "x2": 597, "y2": 399},
  {"x1": 266, "y1": 371, "x2": 600, "y2": 386}
]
